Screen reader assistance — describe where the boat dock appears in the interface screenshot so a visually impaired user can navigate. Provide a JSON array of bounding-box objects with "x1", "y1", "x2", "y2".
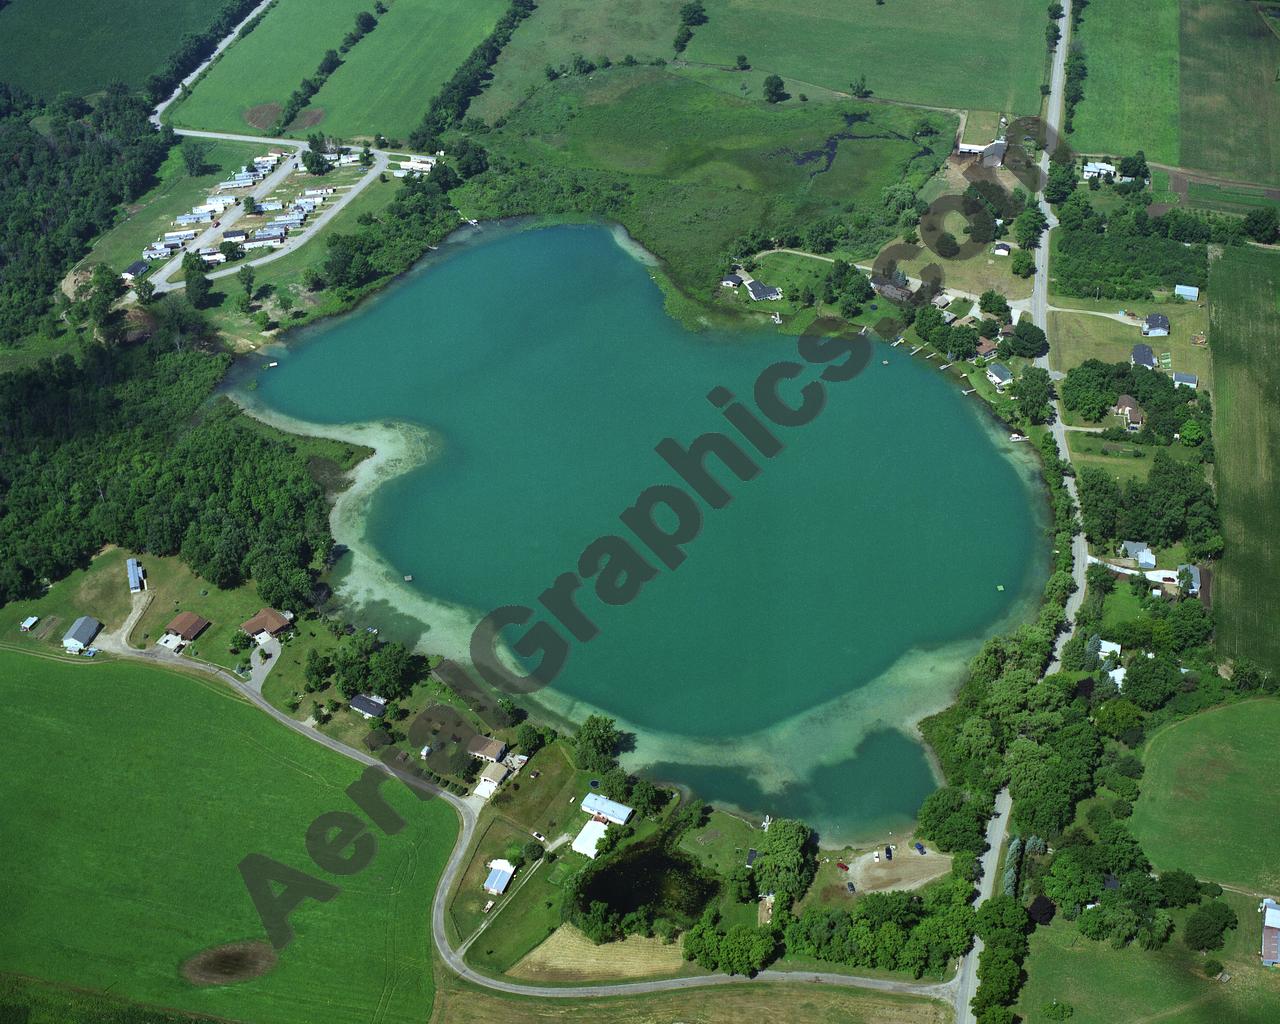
[{"x1": 909, "y1": 345, "x2": 923, "y2": 355}]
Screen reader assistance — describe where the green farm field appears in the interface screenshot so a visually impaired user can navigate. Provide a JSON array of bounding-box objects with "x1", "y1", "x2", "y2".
[
  {"x1": 168, "y1": 0, "x2": 371, "y2": 135},
  {"x1": 1016, "y1": 888, "x2": 1280, "y2": 1024},
  {"x1": 1208, "y1": 246, "x2": 1280, "y2": 670},
  {"x1": 305, "y1": 0, "x2": 506, "y2": 140},
  {"x1": 1131, "y1": 699, "x2": 1280, "y2": 893},
  {"x1": 0, "y1": 0, "x2": 223, "y2": 98},
  {"x1": 683, "y1": 0, "x2": 1046, "y2": 115},
  {"x1": 1179, "y1": 0, "x2": 1280, "y2": 184},
  {"x1": 463, "y1": 67, "x2": 954, "y2": 292},
  {"x1": 1068, "y1": 0, "x2": 1180, "y2": 164},
  {"x1": 0, "y1": 648, "x2": 458, "y2": 1024},
  {"x1": 469, "y1": 0, "x2": 684, "y2": 122}
]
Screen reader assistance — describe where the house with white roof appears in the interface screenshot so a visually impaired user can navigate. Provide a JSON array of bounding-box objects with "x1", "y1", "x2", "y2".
[
  {"x1": 572, "y1": 819, "x2": 610, "y2": 859},
  {"x1": 484, "y1": 859, "x2": 515, "y2": 895},
  {"x1": 581, "y1": 792, "x2": 634, "y2": 825}
]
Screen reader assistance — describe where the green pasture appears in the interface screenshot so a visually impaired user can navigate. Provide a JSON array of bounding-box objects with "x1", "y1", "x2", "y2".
[
  {"x1": 0, "y1": 0, "x2": 223, "y2": 97},
  {"x1": 1131, "y1": 699, "x2": 1280, "y2": 893},
  {"x1": 683, "y1": 0, "x2": 1046, "y2": 114},
  {"x1": 306, "y1": 0, "x2": 506, "y2": 140},
  {"x1": 1017, "y1": 888, "x2": 1280, "y2": 1024},
  {"x1": 469, "y1": 0, "x2": 684, "y2": 123},
  {"x1": 1047, "y1": 305, "x2": 1210, "y2": 388},
  {"x1": 0, "y1": 648, "x2": 458, "y2": 1024},
  {"x1": 168, "y1": 0, "x2": 371, "y2": 135},
  {"x1": 1208, "y1": 246, "x2": 1280, "y2": 670}
]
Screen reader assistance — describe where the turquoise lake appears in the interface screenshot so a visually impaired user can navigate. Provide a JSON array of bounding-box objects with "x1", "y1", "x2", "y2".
[{"x1": 243, "y1": 223, "x2": 1049, "y2": 841}]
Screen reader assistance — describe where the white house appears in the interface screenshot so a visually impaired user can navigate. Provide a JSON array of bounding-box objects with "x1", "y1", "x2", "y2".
[
  {"x1": 1121, "y1": 540, "x2": 1157, "y2": 569},
  {"x1": 400, "y1": 156, "x2": 437, "y2": 173},
  {"x1": 1083, "y1": 161, "x2": 1117, "y2": 179},
  {"x1": 572, "y1": 819, "x2": 610, "y2": 859},
  {"x1": 986, "y1": 362, "x2": 1014, "y2": 390},
  {"x1": 581, "y1": 792, "x2": 634, "y2": 825}
]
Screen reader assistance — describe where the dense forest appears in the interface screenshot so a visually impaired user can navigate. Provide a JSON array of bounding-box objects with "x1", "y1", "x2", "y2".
[
  {"x1": 0, "y1": 83, "x2": 172, "y2": 345},
  {"x1": 0, "y1": 322, "x2": 331, "y2": 607}
]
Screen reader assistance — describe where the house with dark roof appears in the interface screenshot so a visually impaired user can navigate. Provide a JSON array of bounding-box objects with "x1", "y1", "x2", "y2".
[
  {"x1": 720, "y1": 273, "x2": 742, "y2": 288},
  {"x1": 1173, "y1": 371, "x2": 1198, "y2": 389},
  {"x1": 1177, "y1": 564, "x2": 1201, "y2": 596},
  {"x1": 992, "y1": 242, "x2": 1012, "y2": 256},
  {"x1": 1140, "y1": 315, "x2": 1169, "y2": 339},
  {"x1": 1131, "y1": 342, "x2": 1158, "y2": 369},
  {"x1": 121, "y1": 261, "x2": 148, "y2": 283},
  {"x1": 62, "y1": 616, "x2": 102, "y2": 653},
  {"x1": 240, "y1": 608, "x2": 292, "y2": 643},
  {"x1": 873, "y1": 280, "x2": 914, "y2": 304},
  {"x1": 164, "y1": 611, "x2": 210, "y2": 642},
  {"x1": 1113, "y1": 393, "x2": 1145, "y2": 431},
  {"x1": 745, "y1": 279, "x2": 782, "y2": 301},
  {"x1": 349, "y1": 694, "x2": 387, "y2": 719}
]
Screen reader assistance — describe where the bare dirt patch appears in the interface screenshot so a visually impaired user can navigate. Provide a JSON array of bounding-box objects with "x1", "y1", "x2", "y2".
[
  {"x1": 509, "y1": 924, "x2": 684, "y2": 981},
  {"x1": 288, "y1": 107, "x2": 327, "y2": 130},
  {"x1": 181, "y1": 941, "x2": 278, "y2": 986},
  {"x1": 851, "y1": 848, "x2": 952, "y2": 893},
  {"x1": 243, "y1": 103, "x2": 281, "y2": 130}
]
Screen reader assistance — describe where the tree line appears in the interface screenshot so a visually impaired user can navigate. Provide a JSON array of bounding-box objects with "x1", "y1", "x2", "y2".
[
  {"x1": 271, "y1": 9, "x2": 381, "y2": 133},
  {"x1": 0, "y1": 84, "x2": 172, "y2": 345},
  {"x1": 143, "y1": 0, "x2": 262, "y2": 106}
]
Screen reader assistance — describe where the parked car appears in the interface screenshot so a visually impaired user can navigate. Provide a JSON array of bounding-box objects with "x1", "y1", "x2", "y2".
[
  {"x1": 915, "y1": 842, "x2": 926, "y2": 855},
  {"x1": 531, "y1": 831, "x2": 546, "y2": 842},
  {"x1": 884, "y1": 846, "x2": 893, "y2": 861},
  {"x1": 846, "y1": 881, "x2": 856, "y2": 893},
  {"x1": 836, "y1": 861, "x2": 849, "y2": 872}
]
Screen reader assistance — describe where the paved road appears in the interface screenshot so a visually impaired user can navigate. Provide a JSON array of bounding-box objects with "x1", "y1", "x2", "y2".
[{"x1": 953, "y1": 788, "x2": 1013, "y2": 1023}]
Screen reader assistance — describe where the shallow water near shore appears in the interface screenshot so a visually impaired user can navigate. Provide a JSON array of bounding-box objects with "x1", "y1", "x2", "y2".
[{"x1": 237, "y1": 221, "x2": 1048, "y2": 842}]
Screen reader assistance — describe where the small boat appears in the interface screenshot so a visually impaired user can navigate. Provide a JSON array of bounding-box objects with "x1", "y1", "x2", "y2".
[
  {"x1": 1009, "y1": 433, "x2": 1029, "y2": 442},
  {"x1": 403, "y1": 574, "x2": 413, "y2": 582},
  {"x1": 267, "y1": 361, "x2": 278, "y2": 368},
  {"x1": 881, "y1": 359, "x2": 889, "y2": 365}
]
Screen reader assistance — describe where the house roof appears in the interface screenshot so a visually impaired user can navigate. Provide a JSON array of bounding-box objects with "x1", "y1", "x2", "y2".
[
  {"x1": 1177, "y1": 564, "x2": 1201, "y2": 591},
  {"x1": 165, "y1": 611, "x2": 210, "y2": 641},
  {"x1": 467, "y1": 735, "x2": 507, "y2": 761},
  {"x1": 1174, "y1": 284, "x2": 1199, "y2": 300},
  {"x1": 1115, "y1": 394, "x2": 1143, "y2": 417},
  {"x1": 124, "y1": 261, "x2": 147, "y2": 276},
  {"x1": 1173, "y1": 371, "x2": 1198, "y2": 385},
  {"x1": 349, "y1": 694, "x2": 387, "y2": 718},
  {"x1": 480, "y1": 762, "x2": 510, "y2": 785},
  {"x1": 484, "y1": 859, "x2": 515, "y2": 893},
  {"x1": 582, "y1": 792, "x2": 634, "y2": 823},
  {"x1": 1132, "y1": 342, "x2": 1158, "y2": 366},
  {"x1": 745, "y1": 279, "x2": 781, "y2": 301},
  {"x1": 240, "y1": 608, "x2": 291, "y2": 635},
  {"x1": 721, "y1": 273, "x2": 742, "y2": 285},
  {"x1": 988, "y1": 362, "x2": 1013, "y2": 383},
  {"x1": 1122, "y1": 539, "x2": 1152, "y2": 557},
  {"x1": 63, "y1": 615, "x2": 102, "y2": 646},
  {"x1": 1142, "y1": 315, "x2": 1169, "y2": 332},
  {"x1": 572, "y1": 819, "x2": 610, "y2": 858}
]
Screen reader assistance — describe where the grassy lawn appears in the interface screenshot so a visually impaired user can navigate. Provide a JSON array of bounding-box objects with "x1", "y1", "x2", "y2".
[
  {"x1": 305, "y1": 0, "x2": 507, "y2": 140},
  {"x1": 1068, "y1": 0, "x2": 1180, "y2": 164},
  {"x1": 0, "y1": 648, "x2": 457, "y2": 1024},
  {"x1": 469, "y1": 0, "x2": 684, "y2": 123},
  {"x1": 430, "y1": 963, "x2": 950, "y2": 1023},
  {"x1": 489, "y1": 741, "x2": 587, "y2": 839},
  {"x1": 465, "y1": 66, "x2": 954, "y2": 293},
  {"x1": 677, "y1": 809, "x2": 762, "y2": 878},
  {"x1": 449, "y1": 817, "x2": 544, "y2": 943},
  {"x1": 1179, "y1": 0, "x2": 1280, "y2": 185},
  {"x1": 168, "y1": 0, "x2": 372, "y2": 135},
  {"x1": 1151, "y1": 169, "x2": 1181, "y2": 207},
  {"x1": 0, "y1": 0, "x2": 225, "y2": 98},
  {"x1": 1047, "y1": 305, "x2": 1210, "y2": 388},
  {"x1": 2, "y1": 545, "x2": 140, "y2": 650},
  {"x1": 962, "y1": 109, "x2": 1006, "y2": 145},
  {"x1": 1017, "y1": 888, "x2": 1280, "y2": 1024},
  {"x1": 892, "y1": 235, "x2": 1032, "y2": 302},
  {"x1": 1066, "y1": 432, "x2": 1206, "y2": 487},
  {"x1": 1100, "y1": 583, "x2": 1148, "y2": 635},
  {"x1": 1131, "y1": 699, "x2": 1280, "y2": 893},
  {"x1": 80, "y1": 140, "x2": 263, "y2": 277},
  {"x1": 1208, "y1": 246, "x2": 1280, "y2": 670},
  {"x1": 683, "y1": 0, "x2": 1046, "y2": 114}
]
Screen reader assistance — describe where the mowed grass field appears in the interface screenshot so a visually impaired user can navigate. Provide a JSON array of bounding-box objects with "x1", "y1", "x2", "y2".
[
  {"x1": 469, "y1": 0, "x2": 684, "y2": 122},
  {"x1": 1068, "y1": 0, "x2": 1180, "y2": 164},
  {"x1": 430, "y1": 966, "x2": 950, "y2": 1024},
  {"x1": 1047, "y1": 305, "x2": 1210, "y2": 386},
  {"x1": 682, "y1": 0, "x2": 1046, "y2": 114},
  {"x1": 0, "y1": 0, "x2": 223, "y2": 97},
  {"x1": 468, "y1": 67, "x2": 953, "y2": 290},
  {"x1": 168, "y1": 0, "x2": 371, "y2": 135},
  {"x1": 1016, "y1": 888, "x2": 1280, "y2": 1024},
  {"x1": 1208, "y1": 246, "x2": 1280, "y2": 670},
  {"x1": 0, "y1": 648, "x2": 458, "y2": 1024},
  {"x1": 304, "y1": 0, "x2": 506, "y2": 140},
  {"x1": 1130, "y1": 700, "x2": 1280, "y2": 893},
  {"x1": 1070, "y1": 0, "x2": 1280, "y2": 183}
]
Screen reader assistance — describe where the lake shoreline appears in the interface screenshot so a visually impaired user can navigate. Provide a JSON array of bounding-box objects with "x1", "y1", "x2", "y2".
[{"x1": 228, "y1": 218, "x2": 1054, "y2": 845}]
